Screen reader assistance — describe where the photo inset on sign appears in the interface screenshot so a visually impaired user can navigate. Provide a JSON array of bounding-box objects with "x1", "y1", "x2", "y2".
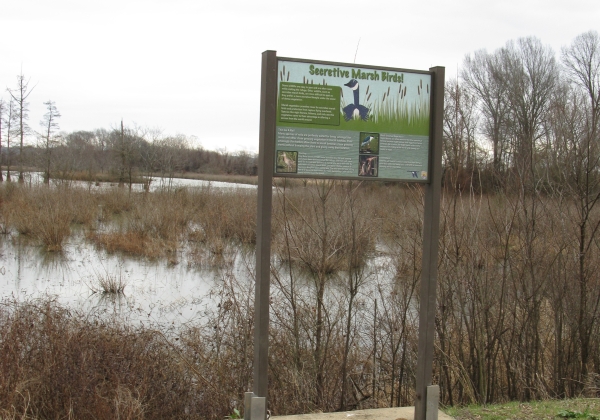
[
  {"x1": 359, "y1": 132, "x2": 379, "y2": 155},
  {"x1": 358, "y1": 155, "x2": 378, "y2": 177},
  {"x1": 276, "y1": 150, "x2": 298, "y2": 173}
]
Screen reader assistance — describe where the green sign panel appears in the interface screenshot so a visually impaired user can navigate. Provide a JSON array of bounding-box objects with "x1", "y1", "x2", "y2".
[{"x1": 274, "y1": 59, "x2": 432, "y2": 181}]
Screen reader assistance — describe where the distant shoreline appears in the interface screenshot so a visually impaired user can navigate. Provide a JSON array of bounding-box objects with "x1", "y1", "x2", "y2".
[{"x1": 0, "y1": 167, "x2": 259, "y2": 186}]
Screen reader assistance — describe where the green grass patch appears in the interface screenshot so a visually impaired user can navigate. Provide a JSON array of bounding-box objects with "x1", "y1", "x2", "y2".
[{"x1": 444, "y1": 399, "x2": 600, "y2": 420}]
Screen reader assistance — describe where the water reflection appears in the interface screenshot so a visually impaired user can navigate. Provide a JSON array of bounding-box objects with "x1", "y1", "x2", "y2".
[{"x1": 0, "y1": 233, "x2": 247, "y2": 329}]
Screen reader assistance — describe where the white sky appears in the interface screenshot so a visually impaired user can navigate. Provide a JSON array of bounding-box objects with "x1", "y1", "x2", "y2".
[{"x1": 1, "y1": 0, "x2": 599, "y2": 153}]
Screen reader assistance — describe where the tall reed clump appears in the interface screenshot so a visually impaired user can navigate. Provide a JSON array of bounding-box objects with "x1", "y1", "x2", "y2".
[
  {"x1": 90, "y1": 271, "x2": 127, "y2": 294},
  {"x1": 0, "y1": 298, "x2": 232, "y2": 419},
  {"x1": 89, "y1": 187, "x2": 197, "y2": 259},
  {"x1": 0, "y1": 182, "x2": 19, "y2": 234},
  {"x1": 191, "y1": 187, "x2": 257, "y2": 245},
  {"x1": 66, "y1": 187, "x2": 99, "y2": 226},
  {"x1": 95, "y1": 187, "x2": 134, "y2": 219},
  {"x1": 187, "y1": 187, "x2": 256, "y2": 267},
  {"x1": 5, "y1": 186, "x2": 74, "y2": 251}
]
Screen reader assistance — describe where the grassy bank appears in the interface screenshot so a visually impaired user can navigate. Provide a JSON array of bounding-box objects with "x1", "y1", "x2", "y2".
[{"x1": 445, "y1": 398, "x2": 600, "y2": 419}]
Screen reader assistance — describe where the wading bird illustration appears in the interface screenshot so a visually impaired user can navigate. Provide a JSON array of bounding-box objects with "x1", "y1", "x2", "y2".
[
  {"x1": 409, "y1": 171, "x2": 419, "y2": 178},
  {"x1": 281, "y1": 152, "x2": 296, "y2": 171},
  {"x1": 343, "y1": 79, "x2": 369, "y2": 121}
]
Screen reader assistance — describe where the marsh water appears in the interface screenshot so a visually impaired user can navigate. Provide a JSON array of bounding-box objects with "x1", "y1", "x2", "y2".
[
  {"x1": 0, "y1": 174, "x2": 257, "y2": 329},
  {"x1": 8, "y1": 171, "x2": 257, "y2": 192},
  {"x1": 0, "y1": 173, "x2": 396, "y2": 332}
]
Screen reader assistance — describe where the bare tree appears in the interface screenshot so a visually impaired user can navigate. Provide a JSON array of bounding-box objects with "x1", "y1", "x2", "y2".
[
  {"x1": 7, "y1": 73, "x2": 35, "y2": 183},
  {"x1": 559, "y1": 30, "x2": 600, "y2": 386},
  {"x1": 39, "y1": 100, "x2": 61, "y2": 184},
  {"x1": 443, "y1": 78, "x2": 480, "y2": 191},
  {"x1": 111, "y1": 120, "x2": 145, "y2": 189},
  {"x1": 462, "y1": 49, "x2": 511, "y2": 179},
  {"x1": 2, "y1": 98, "x2": 17, "y2": 181},
  {"x1": 154, "y1": 134, "x2": 189, "y2": 188},
  {"x1": 503, "y1": 37, "x2": 558, "y2": 186}
]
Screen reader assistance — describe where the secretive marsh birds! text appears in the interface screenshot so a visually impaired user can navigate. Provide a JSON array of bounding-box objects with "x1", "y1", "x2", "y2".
[{"x1": 308, "y1": 65, "x2": 405, "y2": 83}]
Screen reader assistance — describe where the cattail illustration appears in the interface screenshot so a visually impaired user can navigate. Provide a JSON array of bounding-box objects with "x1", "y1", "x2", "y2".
[
  {"x1": 280, "y1": 71, "x2": 283, "y2": 81},
  {"x1": 387, "y1": 86, "x2": 390, "y2": 97},
  {"x1": 420, "y1": 79, "x2": 423, "y2": 89},
  {"x1": 367, "y1": 93, "x2": 371, "y2": 101},
  {"x1": 303, "y1": 76, "x2": 306, "y2": 84},
  {"x1": 404, "y1": 86, "x2": 407, "y2": 97},
  {"x1": 383, "y1": 92, "x2": 387, "y2": 102},
  {"x1": 366, "y1": 85, "x2": 370, "y2": 96},
  {"x1": 287, "y1": 71, "x2": 290, "y2": 81},
  {"x1": 427, "y1": 84, "x2": 429, "y2": 94}
]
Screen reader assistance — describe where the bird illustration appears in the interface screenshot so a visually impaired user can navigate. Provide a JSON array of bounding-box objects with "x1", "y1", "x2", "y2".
[
  {"x1": 343, "y1": 79, "x2": 369, "y2": 121},
  {"x1": 409, "y1": 171, "x2": 419, "y2": 178},
  {"x1": 281, "y1": 152, "x2": 295, "y2": 171}
]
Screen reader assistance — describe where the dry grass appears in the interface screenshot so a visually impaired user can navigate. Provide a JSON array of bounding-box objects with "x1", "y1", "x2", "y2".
[
  {"x1": 0, "y1": 182, "x2": 258, "y2": 259},
  {"x1": 3, "y1": 186, "x2": 73, "y2": 251},
  {"x1": 191, "y1": 189, "x2": 256, "y2": 245},
  {"x1": 0, "y1": 299, "x2": 235, "y2": 419},
  {"x1": 90, "y1": 272, "x2": 127, "y2": 294},
  {"x1": 87, "y1": 231, "x2": 169, "y2": 259}
]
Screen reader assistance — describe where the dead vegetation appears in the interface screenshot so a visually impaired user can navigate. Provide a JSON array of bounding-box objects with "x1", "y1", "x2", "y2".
[
  {"x1": 0, "y1": 298, "x2": 231, "y2": 419},
  {"x1": 0, "y1": 180, "x2": 600, "y2": 417}
]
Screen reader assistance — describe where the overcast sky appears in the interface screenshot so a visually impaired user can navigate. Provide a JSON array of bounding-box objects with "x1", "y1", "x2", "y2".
[{"x1": 1, "y1": 0, "x2": 598, "y2": 153}]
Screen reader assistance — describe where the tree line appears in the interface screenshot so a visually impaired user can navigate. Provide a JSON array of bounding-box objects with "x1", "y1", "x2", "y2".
[
  {"x1": 0, "y1": 78, "x2": 257, "y2": 184},
  {"x1": 443, "y1": 31, "x2": 599, "y2": 195},
  {"x1": 437, "y1": 30, "x2": 600, "y2": 404}
]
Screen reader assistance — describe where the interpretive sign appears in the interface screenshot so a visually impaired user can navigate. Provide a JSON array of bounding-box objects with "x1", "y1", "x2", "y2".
[
  {"x1": 274, "y1": 59, "x2": 432, "y2": 181},
  {"x1": 254, "y1": 50, "x2": 444, "y2": 420}
]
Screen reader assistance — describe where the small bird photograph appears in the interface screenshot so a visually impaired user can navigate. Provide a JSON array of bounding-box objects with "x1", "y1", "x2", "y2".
[
  {"x1": 276, "y1": 150, "x2": 298, "y2": 173},
  {"x1": 359, "y1": 132, "x2": 379, "y2": 154},
  {"x1": 358, "y1": 155, "x2": 378, "y2": 177}
]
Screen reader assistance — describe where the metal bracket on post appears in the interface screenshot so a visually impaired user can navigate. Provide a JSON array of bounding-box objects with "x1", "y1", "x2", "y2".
[
  {"x1": 426, "y1": 385, "x2": 439, "y2": 420},
  {"x1": 250, "y1": 396, "x2": 266, "y2": 420},
  {"x1": 244, "y1": 392, "x2": 254, "y2": 420}
]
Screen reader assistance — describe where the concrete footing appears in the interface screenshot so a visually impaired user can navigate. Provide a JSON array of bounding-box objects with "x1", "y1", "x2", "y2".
[{"x1": 271, "y1": 407, "x2": 454, "y2": 420}]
